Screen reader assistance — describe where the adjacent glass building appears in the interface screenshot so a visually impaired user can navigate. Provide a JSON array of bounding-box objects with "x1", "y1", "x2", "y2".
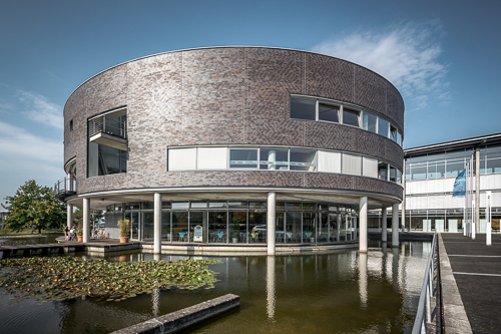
[
  {"x1": 61, "y1": 47, "x2": 405, "y2": 254},
  {"x1": 402, "y1": 133, "x2": 501, "y2": 233}
]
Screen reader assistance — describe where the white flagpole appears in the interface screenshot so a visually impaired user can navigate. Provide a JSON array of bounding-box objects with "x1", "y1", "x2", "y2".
[{"x1": 463, "y1": 158, "x2": 467, "y2": 236}]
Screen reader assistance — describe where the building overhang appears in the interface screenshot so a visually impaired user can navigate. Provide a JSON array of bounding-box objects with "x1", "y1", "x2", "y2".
[{"x1": 66, "y1": 186, "x2": 401, "y2": 211}]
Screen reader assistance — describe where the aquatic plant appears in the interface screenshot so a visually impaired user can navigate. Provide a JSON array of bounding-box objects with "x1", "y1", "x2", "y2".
[{"x1": 0, "y1": 257, "x2": 219, "y2": 302}]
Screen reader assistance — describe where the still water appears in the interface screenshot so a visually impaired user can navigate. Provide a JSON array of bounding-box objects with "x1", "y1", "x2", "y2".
[{"x1": 0, "y1": 241, "x2": 430, "y2": 334}]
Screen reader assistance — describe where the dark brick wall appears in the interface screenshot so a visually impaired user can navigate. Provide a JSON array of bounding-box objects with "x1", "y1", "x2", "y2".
[{"x1": 63, "y1": 47, "x2": 404, "y2": 201}]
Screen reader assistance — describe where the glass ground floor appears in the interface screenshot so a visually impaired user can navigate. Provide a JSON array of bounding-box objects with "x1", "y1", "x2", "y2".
[
  {"x1": 368, "y1": 208, "x2": 501, "y2": 233},
  {"x1": 103, "y1": 200, "x2": 360, "y2": 244}
]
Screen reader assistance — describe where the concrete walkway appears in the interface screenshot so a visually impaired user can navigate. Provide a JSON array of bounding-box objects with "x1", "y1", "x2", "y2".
[{"x1": 441, "y1": 233, "x2": 501, "y2": 334}]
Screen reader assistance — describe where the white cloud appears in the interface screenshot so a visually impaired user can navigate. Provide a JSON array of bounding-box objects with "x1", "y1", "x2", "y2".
[
  {"x1": 312, "y1": 21, "x2": 449, "y2": 110},
  {"x1": 0, "y1": 121, "x2": 63, "y2": 201},
  {"x1": 18, "y1": 90, "x2": 63, "y2": 129},
  {"x1": 0, "y1": 99, "x2": 13, "y2": 113}
]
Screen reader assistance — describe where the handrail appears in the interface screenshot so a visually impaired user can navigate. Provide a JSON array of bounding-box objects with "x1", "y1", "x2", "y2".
[
  {"x1": 54, "y1": 177, "x2": 77, "y2": 201},
  {"x1": 88, "y1": 115, "x2": 127, "y2": 139},
  {"x1": 412, "y1": 233, "x2": 439, "y2": 333}
]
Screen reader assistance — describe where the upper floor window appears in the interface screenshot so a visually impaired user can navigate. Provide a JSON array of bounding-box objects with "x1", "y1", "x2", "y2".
[
  {"x1": 378, "y1": 118, "x2": 389, "y2": 137},
  {"x1": 318, "y1": 103, "x2": 339, "y2": 123},
  {"x1": 290, "y1": 149, "x2": 317, "y2": 171},
  {"x1": 166, "y1": 145, "x2": 402, "y2": 184},
  {"x1": 88, "y1": 107, "x2": 128, "y2": 177},
  {"x1": 229, "y1": 149, "x2": 258, "y2": 169},
  {"x1": 290, "y1": 96, "x2": 316, "y2": 120},
  {"x1": 259, "y1": 148, "x2": 288, "y2": 170},
  {"x1": 362, "y1": 112, "x2": 377, "y2": 133},
  {"x1": 290, "y1": 95, "x2": 402, "y2": 146},
  {"x1": 390, "y1": 125, "x2": 398, "y2": 142},
  {"x1": 343, "y1": 108, "x2": 360, "y2": 127}
]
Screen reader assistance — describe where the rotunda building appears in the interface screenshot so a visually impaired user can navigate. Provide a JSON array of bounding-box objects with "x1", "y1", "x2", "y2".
[{"x1": 62, "y1": 47, "x2": 405, "y2": 254}]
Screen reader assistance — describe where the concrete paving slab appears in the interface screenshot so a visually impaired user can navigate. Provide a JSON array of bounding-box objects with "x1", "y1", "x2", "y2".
[{"x1": 441, "y1": 233, "x2": 501, "y2": 334}]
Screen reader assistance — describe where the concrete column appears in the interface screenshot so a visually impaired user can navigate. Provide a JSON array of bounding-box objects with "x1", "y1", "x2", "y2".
[
  {"x1": 359, "y1": 196, "x2": 368, "y2": 253},
  {"x1": 67, "y1": 204, "x2": 73, "y2": 229},
  {"x1": 153, "y1": 192, "x2": 162, "y2": 254},
  {"x1": 392, "y1": 204, "x2": 399, "y2": 247},
  {"x1": 382, "y1": 207, "x2": 387, "y2": 243},
  {"x1": 268, "y1": 150, "x2": 276, "y2": 170},
  {"x1": 83, "y1": 198, "x2": 90, "y2": 243},
  {"x1": 267, "y1": 192, "x2": 276, "y2": 255},
  {"x1": 475, "y1": 148, "x2": 480, "y2": 234}
]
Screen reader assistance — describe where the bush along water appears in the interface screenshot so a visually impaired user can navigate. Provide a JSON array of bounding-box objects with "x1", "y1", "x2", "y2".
[{"x1": 0, "y1": 257, "x2": 219, "y2": 302}]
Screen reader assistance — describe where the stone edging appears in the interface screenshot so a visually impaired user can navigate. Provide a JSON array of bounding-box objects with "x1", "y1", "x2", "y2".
[
  {"x1": 438, "y1": 233, "x2": 473, "y2": 333},
  {"x1": 110, "y1": 294, "x2": 240, "y2": 334}
]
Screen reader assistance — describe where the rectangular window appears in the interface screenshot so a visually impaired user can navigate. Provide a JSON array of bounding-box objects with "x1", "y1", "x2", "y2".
[
  {"x1": 290, "y1": 96, "x2": 316, "y2": 120},
  {"x1": 197, "y1": 147, "x2": 227, "y2": 170},
  {"x1": 342, "y1": 107, "x2": 360, "y2": 127},
  {"x1": 378, "y1": 118, "x2": 389, "y2": 137},
  {"x1": 362, "y1": 112, "x2": 377, "y2": 133},
  {"x1": 396, "y1": 169, "x2": 402, "y2": 183},
  {"x1": 317, "y1": 151, "x2": 341, "y2": 173},
  {"x1": 290, "y1": 149, "x2": 317, "y2": 171},
  {"x1": 484, "y1": 146, "x2": 501, "y2": 174},
  {"x1": 259, "y1": 148, "x2": 288, "y2": 170},
  {"x1": 229, "y1": 149, "x2": 258, "y2": 169},
  {"x1": 389, "y1": 165, "x2": 397, "y2": 182},
  {"x1": 168, "y1": 148, "x2": 197, "y2": 171},
  {"x1": 318, "y1": 103, "x2": 339, "y2": 123},
  {"x1": 410, "y1": 161, "x2": 427, "y2": 180},
  {"x1": 69, "y1": 119, "x2": 74, "y2": 131},
  {"x1": 397, "y1": 130, "x2": 403, "y2": 146},
  {"x1": 88, "y1": 108, "x2": 128, "y2": 176},
  {"x1": 378, "y1": 162, "x2": 388, "y2": 180},
  {"x1": 390, "y1": 125, "x2": 398, "y2": 142},
  {"x1": 362, "y1": 157, "x2": 378, "y2": 178},
  {"x1": 342, "y1": 153, "x2": 361, "y2": 176}
]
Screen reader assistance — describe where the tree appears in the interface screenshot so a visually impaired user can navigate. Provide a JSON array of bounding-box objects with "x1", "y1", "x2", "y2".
[{"x1": 2, "y1": 180, "x2": 66, "y2": 233}]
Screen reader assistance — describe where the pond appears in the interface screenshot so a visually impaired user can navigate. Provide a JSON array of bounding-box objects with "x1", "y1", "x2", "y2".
[{"x1": 0, "y1": 241, "x2": 430, "y2": 333}]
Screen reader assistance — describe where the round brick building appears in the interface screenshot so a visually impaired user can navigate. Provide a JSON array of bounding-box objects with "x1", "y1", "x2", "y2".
[{"x1": 62, "y1": 47, "x2": 405, "y2": 254}]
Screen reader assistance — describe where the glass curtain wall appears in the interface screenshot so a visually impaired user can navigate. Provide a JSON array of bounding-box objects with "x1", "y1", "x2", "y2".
[{"x1": 124, "y1": 201, "x2": 358, "y2": 245}]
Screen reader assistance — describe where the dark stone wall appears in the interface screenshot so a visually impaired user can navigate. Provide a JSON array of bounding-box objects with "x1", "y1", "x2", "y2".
[{"x1": 63, "y1": 47, "x2": 404, "y2": 200}]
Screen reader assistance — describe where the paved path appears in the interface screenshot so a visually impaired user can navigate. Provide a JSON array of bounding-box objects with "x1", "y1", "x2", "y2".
[{"x1": 441, "y1": 233, "x2": 501, "y2": 334}]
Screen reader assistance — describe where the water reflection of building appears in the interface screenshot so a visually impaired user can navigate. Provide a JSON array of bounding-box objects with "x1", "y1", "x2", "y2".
[{"x1": 61, "y1": 47, "x2": 404, "y2": 254}]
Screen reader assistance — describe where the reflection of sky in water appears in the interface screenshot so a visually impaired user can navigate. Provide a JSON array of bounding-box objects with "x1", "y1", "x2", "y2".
[{"x1": 0, "y1": 241, "x2": 430, "y2": 334}]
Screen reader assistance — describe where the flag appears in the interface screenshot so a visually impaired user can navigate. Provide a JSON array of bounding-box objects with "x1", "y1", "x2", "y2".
[{"x1": 452, "y1": 169, "x2": 466, "y2": 196}]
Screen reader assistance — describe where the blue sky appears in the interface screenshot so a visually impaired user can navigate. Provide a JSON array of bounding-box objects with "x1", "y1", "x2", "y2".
[{"x1": 1, "y1": 0, "x2": 500, "y2": 203}]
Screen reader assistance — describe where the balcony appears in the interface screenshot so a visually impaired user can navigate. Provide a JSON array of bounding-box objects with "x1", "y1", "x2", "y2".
[
  {"x1": 88, "y1": 111, "x2": 127, "y2": 151},
  {"x1": 54, "y1": 177, "x2": 77, "y2": 202}
]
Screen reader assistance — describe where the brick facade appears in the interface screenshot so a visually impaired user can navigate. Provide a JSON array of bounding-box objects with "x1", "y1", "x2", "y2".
[{"x1": 63, "y1": 47, "x2": 404, "y2": 203}]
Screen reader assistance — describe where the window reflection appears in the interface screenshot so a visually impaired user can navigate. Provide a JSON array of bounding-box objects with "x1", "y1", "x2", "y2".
[
  {"x1": 318, "y1": 103, "x2": 339, "y2": 123},
  {"x1": 343, "y1": 108, "x2": 360, "y2": 127},
  {"x1": 290, "y1": 96, "x2": 316, "y2": 120},
  {"x1": 230, "y1": 149, "x2": 258, "y2": 169}
]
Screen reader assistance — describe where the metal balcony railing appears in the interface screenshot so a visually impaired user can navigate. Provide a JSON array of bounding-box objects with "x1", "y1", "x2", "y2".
[
  {"x1": 88, "y1": 115, "x2": 127, "y2": 139},
  {"x1": 54, "y1": 177, "x2": 77, "y2": 201}
]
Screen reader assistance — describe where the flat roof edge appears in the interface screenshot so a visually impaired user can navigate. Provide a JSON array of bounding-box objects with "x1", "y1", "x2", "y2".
[{"x1": 405, "y1": 132, "x2": 501, "y2": 156}]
